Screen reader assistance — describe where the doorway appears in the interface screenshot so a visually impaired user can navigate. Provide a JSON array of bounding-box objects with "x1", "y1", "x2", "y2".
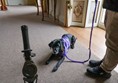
[{"x1": 67, "y1": 0, "x2": 103, "y2": 28}]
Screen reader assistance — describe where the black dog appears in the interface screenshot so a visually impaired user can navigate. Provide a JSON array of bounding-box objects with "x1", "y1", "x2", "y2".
[{"x1": 45, "y1": 34, "x2": 77, "y2": 72}]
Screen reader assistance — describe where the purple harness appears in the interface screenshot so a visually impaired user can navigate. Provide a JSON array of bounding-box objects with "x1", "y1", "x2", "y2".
[
  {"x1": 62, "y1": 35, "x2": 89, "y2": 63},
  {"x1": 62, "y1": 35, "x2": 71, "y2": 56}
]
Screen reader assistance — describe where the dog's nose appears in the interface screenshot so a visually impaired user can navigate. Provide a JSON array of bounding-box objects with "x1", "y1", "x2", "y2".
[
  {"x1": 54, "y1": 50, "x2": 57, "y2": 54},
  {"x1": 53, "y1": 49, "x2": 58, "y2": 54}
]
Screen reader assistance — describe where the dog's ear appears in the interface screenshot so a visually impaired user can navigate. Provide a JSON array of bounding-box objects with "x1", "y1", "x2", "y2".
[
  {"x1": 48, "y1": 41, "x2": 53, "y2": 48},
  {"x1": 72, "y1": 35, "x2": 77, "y2": 42},
  {"x1": 71, "y1": 36, "x2": 77, "y2": 49},
  {"x1": 48, "y1": 39, "x2": 58, "y2": 48}
]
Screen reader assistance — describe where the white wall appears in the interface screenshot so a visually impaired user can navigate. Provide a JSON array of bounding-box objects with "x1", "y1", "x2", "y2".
[
  {"x1": 7, "y1": 0, "x2": 35, "y2": 5},
  {"x1": 49, "y1": 0, "x2": 66, "y2": 24},
  {"x1": 7, "y1": 0, "x2": 26, "y2": 5}
]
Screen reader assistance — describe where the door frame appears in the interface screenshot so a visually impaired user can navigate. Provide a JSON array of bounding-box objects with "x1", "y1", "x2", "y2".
[{"x1": 98, "y1": 8, "x2": 106, "y2": 29}]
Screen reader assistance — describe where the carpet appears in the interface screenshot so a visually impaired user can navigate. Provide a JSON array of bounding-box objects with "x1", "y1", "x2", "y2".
[{"x1": 0, "y1": 6, "x2": 118, "y2": 83}]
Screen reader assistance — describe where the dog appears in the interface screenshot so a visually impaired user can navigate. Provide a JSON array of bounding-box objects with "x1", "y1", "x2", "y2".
[{"x1": 45, "y1": 34, "x2": 77, "y2": 72}]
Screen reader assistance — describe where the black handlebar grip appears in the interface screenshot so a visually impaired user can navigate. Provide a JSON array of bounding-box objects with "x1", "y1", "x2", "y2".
[
  {"x1": 21, "y1": 25, "x2": 31, "y2": 50},
  {"x1": 21, "y1": 25, "x2": 38, "y2": 83}
]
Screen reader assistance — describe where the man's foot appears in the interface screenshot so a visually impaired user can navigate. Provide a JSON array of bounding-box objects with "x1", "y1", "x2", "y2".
[
  {"x1": 89, "y1": 60, "x2": 103, "y2": 67},
  {"x1": 86, "y1": 66, "x2": 111, "y2": 79}
]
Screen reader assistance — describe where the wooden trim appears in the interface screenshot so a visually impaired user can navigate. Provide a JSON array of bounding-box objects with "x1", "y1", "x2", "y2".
[
  {"x1": 64, "y1": 1, "x2": 68, "y2": 27},
  {"x1": 35, "y1": 0, "x2": 39, "y2": 15}
]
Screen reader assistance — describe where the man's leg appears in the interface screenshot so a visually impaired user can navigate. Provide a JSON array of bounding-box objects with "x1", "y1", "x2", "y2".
[
  {"x1": 100, "y1": 10, "x2": 118, "y2": 73},
  {"x1": 87, "y1": 10, "x2": 118, "y2": 78}
]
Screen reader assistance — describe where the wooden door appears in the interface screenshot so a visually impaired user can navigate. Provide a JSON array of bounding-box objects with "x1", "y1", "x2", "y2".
[{"x1": 67, "y1": 0, "x2": 88, "y2": 27}]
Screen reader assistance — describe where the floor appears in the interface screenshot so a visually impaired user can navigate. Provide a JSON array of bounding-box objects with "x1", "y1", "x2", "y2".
[
  {"x1": 1, "y1": 5, "x2": 118, "y2": 74},
  {"x1": 63, "y1": 27, "x2": 106, "y2": 59}
]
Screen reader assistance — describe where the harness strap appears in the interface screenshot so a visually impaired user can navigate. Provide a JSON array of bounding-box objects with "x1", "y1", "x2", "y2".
[{"x1": 88, "y1": 0, "x2": 98, "y2": 62}]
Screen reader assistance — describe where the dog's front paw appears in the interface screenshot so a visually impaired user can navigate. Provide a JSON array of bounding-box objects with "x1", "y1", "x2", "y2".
[{"x1": 52, "y1": 67, "x2": 58, "y2": 72}]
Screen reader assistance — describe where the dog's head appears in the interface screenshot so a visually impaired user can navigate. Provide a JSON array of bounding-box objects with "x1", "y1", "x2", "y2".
[{"x1": 48, "y1": 39, "x2": 62, "y2": 55}]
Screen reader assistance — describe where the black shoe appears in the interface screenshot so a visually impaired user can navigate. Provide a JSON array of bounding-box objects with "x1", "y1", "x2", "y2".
[
  {"x1": 89, "y1": 60, "x2": 103, "y2": 67},
  {"x1": 86, "y1": 66, "x2": 111, "y2": 79}
]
